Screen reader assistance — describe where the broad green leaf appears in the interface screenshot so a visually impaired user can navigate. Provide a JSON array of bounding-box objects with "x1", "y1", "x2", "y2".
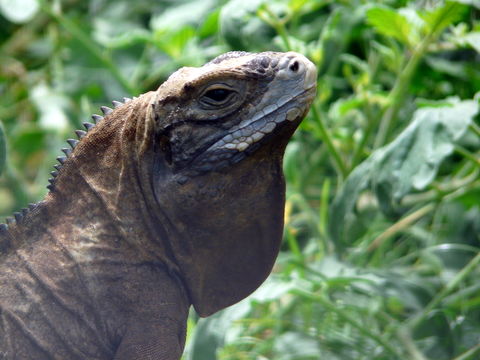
[
  {"x1": 10, "y1": 128, "x2": 45, "y2": 159},
  {"x1": 187, "y1": 315, "x2": 230, "y2": 360},
  {"x1": 198, "y1": 8, "x2": 220, "y2": 39},
  {"x1": 329, "y1": 99, "x2": 479, "y2": 245},
  {"x1": 0, "y1": 0, "x2": 39, "y2": 23},
  {"x1": 328, "y1": 97, "x2": 365, "y2": 119},
  {"x1": 150, "y1": 0, "x2": 217, "y2": 32},
  {"x1": 93, "y1": 20, "x2": 151, "y2": 48},
  {"x1": 421, "y1": 1, "x2": 466, "y2": 35},
  {"x1": 366, "y1": 7, "x2": 414, "y2": 46},
  {"x1": 187, "y1": 301, "x2": 249, "y2": 360},
  {"x1": 154, "y1": 26, "x2": 197, "y2": 59},
  {"x1": 0, "y1": 121, "x2": 6, "y2": 176}
]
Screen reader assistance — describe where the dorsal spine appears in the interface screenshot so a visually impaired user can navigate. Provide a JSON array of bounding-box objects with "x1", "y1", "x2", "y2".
[{"x1": 0, "y1": 96, "x2": 132, "y2": 228}]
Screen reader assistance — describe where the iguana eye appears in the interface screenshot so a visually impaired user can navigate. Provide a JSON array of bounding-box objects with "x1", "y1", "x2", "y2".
[
  {"x1": 205, "y1": 88, "x2": 230, "y2": 102},
  {"x1": 200, "y1": 86, "x2": 236, "y2": 107}
]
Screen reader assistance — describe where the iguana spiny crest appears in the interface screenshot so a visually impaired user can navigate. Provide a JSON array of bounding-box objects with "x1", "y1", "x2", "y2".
[{"x1": 0, "y1": 51, "x2": 316, "y2": 359}]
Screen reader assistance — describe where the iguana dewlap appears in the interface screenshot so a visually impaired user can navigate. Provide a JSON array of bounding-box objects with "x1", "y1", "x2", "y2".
[{"x1": 0, "y1": 51, "x2": 316, "y2": 359}]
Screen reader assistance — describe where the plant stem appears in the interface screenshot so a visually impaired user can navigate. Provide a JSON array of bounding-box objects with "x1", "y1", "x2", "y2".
[
  {"x1": 295, "y1": 289, "x2": 404, "y2": 358},
  {"x1": 368, "y1": 203, "x2": 436, "y2": 252},
  {"x1": 257, "y1": 5, "x2": 292, "y2": 50},
  {"x1": 397, "y1": 328, "x2": 428, "y2": 360},
  {"x1": 374, "y1": 2, "x2": 464, "y2": 148},
  {"x1": 288, "y1": 192, "x2": 321, "y2": 240},
  {"x1": 374, "y1": 36, "x2": 431, "y2": 148},
  {"x1": 454, "y1": 145, "x2": 480, "y2": 168},
  {"x1": 350, "y1": 99, "x2": 381, "y2": 170},
  {"x1": 406, "y1": 250, "x2": 480, "y2": 330},
  {"x1": 0, "y1": 121, "x2": 6, "y2": 176},
  {"x1": 452, "y1": 343, "x2": 480, "y2": 360},
  {"x1": 286, "y1": 229, "x2": 304, "y2": 266},
  {"x1": 469, "y1": 123, "x2": 480, "y2": 138},
  {"x1": 310, "y1": 105, "x2": 348, "y2": 179},
  {"x1": 318, "y1": 179, "x2": 330, "y2": 237}
]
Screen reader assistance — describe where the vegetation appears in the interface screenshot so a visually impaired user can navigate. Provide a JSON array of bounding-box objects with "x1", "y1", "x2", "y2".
[{"x1": 1, "y1": 0, "x2": 479, "y2": 359}]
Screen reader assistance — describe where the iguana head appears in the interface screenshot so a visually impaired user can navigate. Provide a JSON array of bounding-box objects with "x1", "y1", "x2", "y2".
[
  {"x1": 143, "y1": 51, "x2": 317, "y2": 316},
  {"x1": 149, "y1": 51, "x2": 316, "y2": 180}
]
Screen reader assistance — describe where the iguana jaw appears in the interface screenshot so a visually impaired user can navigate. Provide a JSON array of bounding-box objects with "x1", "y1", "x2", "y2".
[{"x1": 210, "y1": 88, "x2": 315, "y2": 152}]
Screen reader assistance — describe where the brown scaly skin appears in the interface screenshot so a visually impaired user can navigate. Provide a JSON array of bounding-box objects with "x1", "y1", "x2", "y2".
[{"x1": 0, "y1": 51, "x2": 317, "y2": 359}]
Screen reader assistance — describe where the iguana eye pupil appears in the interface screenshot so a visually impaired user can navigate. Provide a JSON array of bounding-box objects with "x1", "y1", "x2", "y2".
[
  {"x1": 199, "y1": 86, "x2": 238, "y2": 109},
  {"x1": 204, "y1": 88, "x2": 231, "y2": 102}
]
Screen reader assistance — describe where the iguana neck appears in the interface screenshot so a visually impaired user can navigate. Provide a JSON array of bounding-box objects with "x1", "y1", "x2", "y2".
[
  {"x1": 5, "y1": 92, "x2": 180, "y2": 271},
  {"x1": 153, "y1": 146, "x2": 287, "y2": 316},
  {"x1": 2, "y1": 90, "x2": 286, "y2": 317}
]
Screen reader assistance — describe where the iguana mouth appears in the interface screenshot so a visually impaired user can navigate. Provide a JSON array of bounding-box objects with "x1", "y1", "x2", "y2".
[{"x1": 210, "y1": 86, "x2": 316, "y2": 153}]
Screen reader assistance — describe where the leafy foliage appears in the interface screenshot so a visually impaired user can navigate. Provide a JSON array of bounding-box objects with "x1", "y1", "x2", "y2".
[
  {"x1": 366, "y1": 7, "x2": 415, "y2": 46},
  {"x1": 0, "y1": 121, "x2": 5, "y2": 176},
  {"x1": 330, "y1": 99, "x2": 479, "y2": 245},
  {"x1": 1, "y1": 0, "x2": 480, "y2": 359}
]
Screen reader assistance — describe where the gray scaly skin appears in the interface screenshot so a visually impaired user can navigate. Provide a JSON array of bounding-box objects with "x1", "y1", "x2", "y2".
[{"x1": 0, "y1": 51, "x2": 317, "y2": 359}]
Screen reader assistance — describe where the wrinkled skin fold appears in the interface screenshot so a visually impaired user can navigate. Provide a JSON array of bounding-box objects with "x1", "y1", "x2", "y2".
[{"x1": 0, "y1": 51, "x2": 317, "y2": 359}]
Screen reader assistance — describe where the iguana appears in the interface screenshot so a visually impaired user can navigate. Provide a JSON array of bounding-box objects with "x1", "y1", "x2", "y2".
[{"x1": 0, "y1": 51, "x2": 317, "y2": 359}]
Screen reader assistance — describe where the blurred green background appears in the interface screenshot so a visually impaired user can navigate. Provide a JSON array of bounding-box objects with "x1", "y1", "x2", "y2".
[{"x1": 1, "y1": 0, "x2": 480, "y2": 359}]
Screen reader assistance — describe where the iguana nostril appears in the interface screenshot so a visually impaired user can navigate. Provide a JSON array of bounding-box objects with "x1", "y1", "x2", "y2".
[{"x1": 289, "y1": 60, "x2": 299, "y2": 72}]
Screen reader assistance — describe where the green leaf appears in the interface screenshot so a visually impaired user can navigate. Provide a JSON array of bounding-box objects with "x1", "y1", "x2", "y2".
[
  {"x1": 465, "y1": 32, "x2": 480, "y2": 53},
  {"x1": 329, "y1": 99, "x2": 479, "y2": 245},
  {"x1": 150, "y1": 0, "x2": 217, "y2": 32},
  {"x1": 10, "y1": 128, "x2": 45, "y2": 159},
  {"x1": 154, "y1": 26, "x2": 197, "y2": 59},
  {"x1": 187, "y1": 299, "x2": 252, "y2": 360},
  {"x1": 220, "y1": 0, "x2": 276, "y2": 51},
  {"x1": 421, "y1": 1, "x2": 466, "y2": 36},
  {"x1": 198, "y1": 9, "x2": 220, "y2": 39},
  {"x1": 366, "y1": 7, "x2": 414, "y2": 46},
  {"x1": 0, "y1": 121, "x2": 6, "y2": 176},
  {"x1": 273, "y1": 332, "x2": 321, "y2": 360}
]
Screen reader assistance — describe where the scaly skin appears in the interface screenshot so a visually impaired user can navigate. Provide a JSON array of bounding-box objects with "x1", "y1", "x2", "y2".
[{"x1": 0, "y1": 51, "x2": 317, "y2": 359}]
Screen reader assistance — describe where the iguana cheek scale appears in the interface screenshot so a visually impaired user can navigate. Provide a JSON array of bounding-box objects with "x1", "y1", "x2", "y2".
[{"x1": 0, "y1": 51, "x2": 317, "y2": 359}]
